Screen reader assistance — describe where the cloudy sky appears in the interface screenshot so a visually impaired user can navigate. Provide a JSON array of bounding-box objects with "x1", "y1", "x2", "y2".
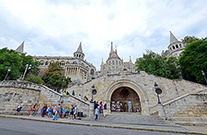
[{"x1": 0, "y1": 0, "x2": 207, "y2": 70}]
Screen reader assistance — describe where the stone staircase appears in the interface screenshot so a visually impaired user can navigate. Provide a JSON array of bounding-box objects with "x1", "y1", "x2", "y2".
[{"x1": 82, "y1": 112, "x2": 177, "y2": 126}]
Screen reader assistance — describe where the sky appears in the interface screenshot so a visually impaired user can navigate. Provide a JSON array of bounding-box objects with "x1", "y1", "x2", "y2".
[{"x1": 0, "y1": 0, "x2": 207, "y2": 70}]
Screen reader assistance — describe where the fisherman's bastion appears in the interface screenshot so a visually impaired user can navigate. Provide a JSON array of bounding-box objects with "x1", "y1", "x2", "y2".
[{"x1": 0, "y1": 32, "x2": 207, "y2": 124}]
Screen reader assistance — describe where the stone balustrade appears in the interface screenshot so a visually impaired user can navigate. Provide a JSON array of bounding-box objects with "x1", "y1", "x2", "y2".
[{"x1": 0, "y1": 80, "x2": 92, "y2": 116}]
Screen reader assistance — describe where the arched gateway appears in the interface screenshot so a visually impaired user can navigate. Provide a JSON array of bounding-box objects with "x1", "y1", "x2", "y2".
[{"x1": 104, "y1": 79, "x2": 150, "y2": 115}]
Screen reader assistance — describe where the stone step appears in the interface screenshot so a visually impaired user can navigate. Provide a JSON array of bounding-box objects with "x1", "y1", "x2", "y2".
[{"x1": 83, "y1": 113, "x2": 177, "y2": 126}]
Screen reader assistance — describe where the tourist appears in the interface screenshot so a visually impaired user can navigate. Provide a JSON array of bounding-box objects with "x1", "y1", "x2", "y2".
[
  {"x1": 100, "y1": 101, "x2": 103, "y2": 113},
  {"x1": 33, "y1": 103, "x2": 39, "y2": 116},
  {"x1": 66, "y1": 91, "x2": 70, "y2": 95},
  {"x1": 52, "y1": 104, "x2": 57, "y2": 116},
  {"x1": 73, "y1": 105, "x2": 77, "y2": 120},
  {"x1": 95, "y1": 106, "x2": 99, "y2": 121},
  {"x1": 29, "y1": 106, "x2": 34, "y2": 116},
  {"x1": 72, "y1": 90, "x2": 75, "y2": 96},
  {"x1": 48, "y1": 106, "x2": 53, "y2": 118},
  {"x1": 103, "y1": 103, "x2": 107, "y2": 118},
  {"x1": 16, "y1": 101, "x2": 23, "y2": 115},
  {"x1": 79, "y1": 94, "x2": 81, "y2": 99},
  {"x1": 66, "y1": 107, "x2": 70, "y2": 118},
  {"x1": 62, "y1": 107, "x2": 67, "y2": 118},
  {"x1": 69, "y1": 104, "x2": 74, "y2": 119},
  {"x1": 53, "y1": 110, "x2": 58, "y2": 121},
  {"x1": 41, "y1": 104, "x2": 47, "y2": 117},
  {"x1": 57, "y1": 104, "x2": 61, "y2": 118}
]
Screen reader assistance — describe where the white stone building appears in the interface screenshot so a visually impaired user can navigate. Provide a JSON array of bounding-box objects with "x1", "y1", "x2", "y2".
[{"x1": 99, "y1": 42, "x2": 137, "y2": 76}]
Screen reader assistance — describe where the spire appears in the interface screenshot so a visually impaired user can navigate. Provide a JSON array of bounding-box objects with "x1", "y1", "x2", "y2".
[
  {"x1": 170, "y1": 31, "x2": 178, "y2": 44},
  {"x1": 101, "y1": 58, "x2": 104, "y2": 65},
  {"x1": 110, "y1": 42, "x2": 114, "y2": 53},
  {"x1": 129, "y1": 56, "x2": 132, "y2": 63},
  {"x1": 76, "y1": 42, "x2": 83, "y2": 53},
  {"x1": 15, "y1": 41, "x2": 24, "y2": 54},
  {"x1": 115, "y1": 46, "x2": 117, "y2": 53}
]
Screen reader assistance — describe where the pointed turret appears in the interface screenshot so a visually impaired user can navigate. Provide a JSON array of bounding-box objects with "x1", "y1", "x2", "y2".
[
  {"x1": 76, "y1": 42, "x2": 83, "y2": 53},
  {"x1": 170, "y1": 31, "x2": 178, "y2": 44},
  {"x1": 110, "y1": 42, "x2": 114, "y2": 54},
  {"x1": 129, "y1": 56, "x2": 132, "y2": 63},
  {"x1": 15, "y1": 41, "x2": 24, "y2": 54},
  {"x1": 73, "y1": 42, "x2": 85, "y2": 59}
]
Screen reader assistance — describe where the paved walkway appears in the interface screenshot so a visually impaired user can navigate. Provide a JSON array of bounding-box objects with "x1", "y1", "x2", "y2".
[{"x1": 0, "y1": 114, "x2": 207, "y2": 134}]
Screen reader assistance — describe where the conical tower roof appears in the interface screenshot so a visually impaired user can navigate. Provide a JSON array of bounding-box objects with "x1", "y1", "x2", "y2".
[
  {"x1": 75, "y1": 42, "x2": 83, "y2": 53},
  {"x1": 15, "y1": 41, "x2": 24, "y2": 54},
  {"x1": 170, "y1": 31, "x2": 179, "y2": 44}
]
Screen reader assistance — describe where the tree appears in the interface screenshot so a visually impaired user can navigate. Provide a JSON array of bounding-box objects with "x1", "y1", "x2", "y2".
[
  {"x1": 20, "y1": 53, "x2": 40, "y2": 79},
  {"x1": 179, "y1": 38, "x2": 207, "y2": 84},
  {"x1": 0, "y1": 48, "x2": 23, "y2": 80},
  {"x1": 42, "y1": 61, "x2": 71, "y2": 89},
  {"x1": 20, "y1": 53, "x2": 40, "y2": 76},
  {"x1": 136, "y1": 50, "x2": 181, "y2": 79},
  {"x1": 25, "y1": 76, "x2": 44, "y2": 85},
  {"x1": 181, "y1": 36, "x2": 199, "y2": 45}
]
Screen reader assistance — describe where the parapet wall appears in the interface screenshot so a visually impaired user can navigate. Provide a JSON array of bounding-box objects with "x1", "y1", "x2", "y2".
[{"x1": 0, "y1": 80, "x2": 92, "y2": 116}]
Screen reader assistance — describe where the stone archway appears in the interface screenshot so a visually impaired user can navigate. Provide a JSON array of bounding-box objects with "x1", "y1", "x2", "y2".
[
  {"x1": 104, "y1": 79, "x2": 150, "y2": 115},
  {"x1": 111, "y1": 87, "x2": 141, "y2": 113}
]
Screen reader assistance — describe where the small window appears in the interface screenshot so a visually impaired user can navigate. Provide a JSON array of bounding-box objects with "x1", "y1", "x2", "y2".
[
  {"x1": 176, "y1": 44, "x2": 178, "y2": 48},
  {"x1": 112, "y1": 61, "x2": 114, "y2": 65},
  {"x1": 116, "y1": 61, "x2": 118, "y2": 65}
]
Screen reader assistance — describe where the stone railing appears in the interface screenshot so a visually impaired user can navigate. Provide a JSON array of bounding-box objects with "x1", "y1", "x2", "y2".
[
  {"x1": 161, "y1": 89, "x2": 207, "y2": 118},
  {"x1": 0, "y1": 80, "x2": 93, "y2": 116}
]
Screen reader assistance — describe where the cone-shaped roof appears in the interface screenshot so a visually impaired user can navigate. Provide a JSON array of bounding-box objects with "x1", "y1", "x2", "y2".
[
  {"x1": 15, "y1": 41, "x2": 24, "y2": 54},
  {"x1": 75, "y1": 42, "x2": 83, "y2": 53},
  {"x1": 170, "y1": 31, "x2": 178, "y2": 44}
]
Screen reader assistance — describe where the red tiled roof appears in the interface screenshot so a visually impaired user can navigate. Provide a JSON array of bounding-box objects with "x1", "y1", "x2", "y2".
[{"x1": 107, "y1": 51, "x2": 121, "y2": 61}]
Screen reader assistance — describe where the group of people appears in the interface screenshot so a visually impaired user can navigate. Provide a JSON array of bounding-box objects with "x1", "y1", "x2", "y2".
[
  {"x1": 94, "y1": 101, "x2": 107, "y2": 121},
  {"x1": 28, "y1": 103, "x2": 78, "y2": 120}
]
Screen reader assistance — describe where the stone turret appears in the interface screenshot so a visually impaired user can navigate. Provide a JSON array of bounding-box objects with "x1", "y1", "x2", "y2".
[
  {"x1": 73, "y1": 42, "x2": 85, "y2": 60},
  {"x1": 167, "y1": 31, "x2": 184, "y2": 58},
  {"x1": 15, "y1": 41, "x2": 24, "y2": 54}
]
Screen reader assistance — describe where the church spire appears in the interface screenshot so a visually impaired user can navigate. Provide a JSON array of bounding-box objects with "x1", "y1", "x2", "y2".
[
  {"x1": 170, "y1": 31, "x2": 178, "y2": 44},
  {"x1": 15, "y1": 41, "x2": 24, "y2": 54},
  {"x1": 129, "y1": 56, "x2": 132, "y2": 63}
]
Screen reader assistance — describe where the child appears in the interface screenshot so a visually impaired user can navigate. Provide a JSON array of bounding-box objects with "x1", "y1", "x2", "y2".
[{"x1": 53, "y1": 110, "x2": 58, "y2": 121}]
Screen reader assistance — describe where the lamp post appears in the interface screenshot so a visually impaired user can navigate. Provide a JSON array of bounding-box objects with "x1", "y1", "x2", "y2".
[
  {"x1": 154, "y1": 82, "x2": 162, "y2": 104},
  {"x1": 62, "y1": 78, "x2": 65, "y2": 91},
  {"x1": 91, "y1": 85, "x2": 95, "y2": 102},
  {"x1": 201, "y1": 70, "x2": 207, "y2": 83},
  {"x1": 22, "y1": 64, "x2": 32, "y2": 80},
  {"x1": 3, "y1": 67, "x2": 11, "y2": 81}
]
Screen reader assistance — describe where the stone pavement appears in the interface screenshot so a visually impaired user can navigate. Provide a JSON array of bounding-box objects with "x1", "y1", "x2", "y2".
[{"x1": 0, "y1": 114, "x2": 207, "y2": 135}]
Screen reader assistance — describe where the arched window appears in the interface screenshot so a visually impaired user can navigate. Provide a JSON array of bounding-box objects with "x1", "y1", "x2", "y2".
[
  {"x1": 173, "y1": 46, "x2": 175, "y2": 49},
  {"x1": 109, "y1": 61, "x2": 111, "y2": 65},
  {"x1": 112, "y1": 61, "x2": 114, "y2": 65},
  {"x1": 40, "y1": 60, "x2": 44, "y2": 65},
  {"x1": 116, "y1": 61, "x2": 118, "y2": 65},
  {"x1": 45, "y1": 61, "x2": 48, "y2": 65},
  {"x1": 176, "y1": 44, "x2": 178, "y2": 48},
  {"x1": 179, "y1": 44, "x2": 182, "y2": 47}
]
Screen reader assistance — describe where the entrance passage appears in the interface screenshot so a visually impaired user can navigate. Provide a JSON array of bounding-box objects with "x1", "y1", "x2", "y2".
[{"x1": 111, "y1": 87, "x2": 141, "y2": 113}]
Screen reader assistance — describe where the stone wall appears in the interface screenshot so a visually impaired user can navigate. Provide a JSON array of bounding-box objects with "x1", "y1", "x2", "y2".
[
  {"x1": 67, "y1": 71, "x2": 207, "y2": 116},
  {"x1": 163, "y1": 89, "x2": 207, "y2": 117},
  {"x1": 0, "y1": 81, "x2": 91, "y2": 116}
]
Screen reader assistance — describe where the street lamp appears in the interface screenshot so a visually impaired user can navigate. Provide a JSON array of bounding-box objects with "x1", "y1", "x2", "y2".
[
  {"x1": 62, "y1": 78, "x2": 65, "y2": 91},
  {"x1": 91, "y1": 85, "x2": 97, "y2": 102},
  {"x1": 154, "y1": 82, "x2": 162, "y2": 104},
  {"x1": 201, "y1": 70, "x2": 207, "y2": 83},
  {"x1": 22, "y1": 64, "x2": 32, "y2": 80},
  {"x1": 3, "y1": 67, "x2": 11, "y2": 81}
]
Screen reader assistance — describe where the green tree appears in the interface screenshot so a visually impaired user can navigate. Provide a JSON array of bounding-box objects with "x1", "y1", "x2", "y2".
[
  {"x1": 0, "y1": 48, "x2": 23, "y2": 80},
  {"x1": 42, "y1": 61, "x2": 71, "y2": 89},
  {"x1": 179, "y1": 38, "x2": 207, "y2": 84},
  {"x1": 136, "y1": 50, "x2": 181, "y2": 79},
  {"x1": 181, "y1": 36, "x2": 199, "y2": 45},
  {"x1": 20, "y1": 53, "x2": 40, "y2": 77},
  {"x1": 25, "y1": 76, "x2": 44, "y2": 85}
]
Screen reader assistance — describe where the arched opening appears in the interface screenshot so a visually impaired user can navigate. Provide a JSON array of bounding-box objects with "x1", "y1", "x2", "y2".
[{"x1": 111, "y1": 87, "x2": 141, "y2": 113}]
